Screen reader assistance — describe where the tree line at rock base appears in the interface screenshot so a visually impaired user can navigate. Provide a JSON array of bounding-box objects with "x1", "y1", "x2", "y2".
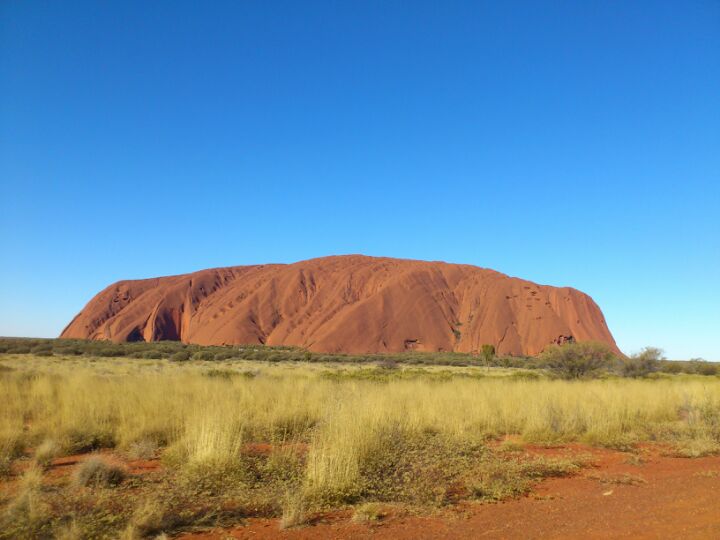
[{"x1": 0, "y1": 337, "x2": 717, "y2": 378}]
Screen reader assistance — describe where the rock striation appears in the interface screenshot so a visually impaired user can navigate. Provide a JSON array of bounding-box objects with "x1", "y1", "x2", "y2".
[{"x1": 61, "y1": 255, "x2": 619, "y2": 356}]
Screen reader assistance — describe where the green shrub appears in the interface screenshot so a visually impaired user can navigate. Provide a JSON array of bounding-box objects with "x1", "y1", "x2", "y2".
[
  {"x1": 96, "y1": 347, "x2": 125, "y2": 357},
  {"x1": 30, "y1": 345, "x2": 53, "y2": 357},
  {"x1": 377, "y1": 359, "x2": 399, "y2": 370},
  {"x1": 689, "y1": 360, "x2": 719, "y2": 376},
  {"x1": 170, "y1": 351, "x2": 190, "y2": 362},
  {"x1": 540, "y1": 342, "x2": 616, "y2": 379},
  {"x1": 480, "y1": 344, "x2": 496, "y2": 369},
  {"x1": 621, "y1": 347, "x2": 663, "y2": 378}
]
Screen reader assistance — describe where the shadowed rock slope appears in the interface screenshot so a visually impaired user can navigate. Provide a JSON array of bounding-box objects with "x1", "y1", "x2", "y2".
[{"x1": 61, "y1": 255, "x2": 619, "y2": 356}]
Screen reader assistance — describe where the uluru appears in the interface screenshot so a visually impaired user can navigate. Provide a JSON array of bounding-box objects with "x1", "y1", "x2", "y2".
[{"x1": 61, "y1": 255, "x2": 619, "y2": 356}]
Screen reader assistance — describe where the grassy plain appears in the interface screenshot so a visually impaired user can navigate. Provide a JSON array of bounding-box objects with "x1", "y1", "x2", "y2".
[{"x1": 0, "y1": 350, "x2": 719, "y2": 538}]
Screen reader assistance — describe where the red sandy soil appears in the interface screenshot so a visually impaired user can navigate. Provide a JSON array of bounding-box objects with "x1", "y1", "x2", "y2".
[
  {"x1": 0, "y1": 450, "x2": 163, "y2": 498},
  {"x1": 48, "y1": 453, "x2": 162, "y2": 476},
  {"x1": 61, "y1": 255, "x2": 618, "y2": 356},
  {"x1": 178, "y1": 445, "x2": 720, "y2": 540}
]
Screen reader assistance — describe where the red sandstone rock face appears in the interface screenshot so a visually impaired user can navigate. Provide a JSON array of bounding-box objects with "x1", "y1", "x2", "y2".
[{"x1": 61, "y1": 255, "x2": 619, "y2": 356}]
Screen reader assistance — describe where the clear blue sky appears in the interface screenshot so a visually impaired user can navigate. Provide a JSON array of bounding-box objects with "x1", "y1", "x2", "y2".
[{"x1": 1, "y1": 1, "x2": 718, "y2": 360}]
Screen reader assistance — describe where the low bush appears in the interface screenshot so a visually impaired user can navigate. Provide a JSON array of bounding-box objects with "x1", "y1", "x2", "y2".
[
  {"x1": 170, "y1": 351, "x2": 190, "y2": 362},
  {"x1": 30, "y1": 345, "x2": 53, "y2": 357},
  {"x1": 688, "y1": 360, "x2": 719, "y2": 376},
  {"x1": 480, "y1": 344, "x2": 496, "y2": 369},
  {"x1": 621, "y1": 347, "x2": 663, "y2": 378},
  {"x1": 72, "y1": 456, "x2": 127, "y2": 487},
  {"x1": 540, "y1": 342, "x2": 616, "y2": 379},
  {"x1": 465, "y1": 456, "x2": 582, "y2": 501},
  {"x1": 96, "y1": 347, "x2": 125, "y2": 357}
]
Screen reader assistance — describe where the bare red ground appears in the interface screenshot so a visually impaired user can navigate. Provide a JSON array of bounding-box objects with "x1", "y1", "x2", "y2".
[
  {"x1": 45, "y1": 451, "x2": 161, "y2": 476},
  {"x1": 178, "y1": 445, "x2": 720, "y2": 540},
  {"x1": 0, "y1": 452, "x2": 163, "y2": 501}
]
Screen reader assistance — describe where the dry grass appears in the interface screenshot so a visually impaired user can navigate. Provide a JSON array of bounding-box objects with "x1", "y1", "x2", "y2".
[
  {"x1": 280, "y1": 490, "x2": 307, "y2": 529},
  {"x1": 0, "y1": 354, "x2": 719, "y2": 537},
  {"x1": 623, "y1": 453, "x2": 647, "y2": 466},
  {"x1": 125, "y1": 438, "x2": 159, "y2": 460},
  {"x1": 670, "y1": 438, "x2": 720, "y2": 458},
  {"x1": 591, "y1": 473, "x2": 647, "y2": 486},
  {"x1": 352, "y1": 502, "x2": 386, "y2": 522},
  {"x1": 34, "y1": 439, "x2": 61, "y2": 468},
  {"x1": 122, "y1": 497, "x2": 173, "y2": 538},
  {"x1": 72, "y1": 455, "x2": 127, "y2": 487},
  {"x1": 693, "y1": 470, "x2": 719, "y2": 478},
  {"x1": 0, "y1": 466, "x2": 50, "y2": 537}
]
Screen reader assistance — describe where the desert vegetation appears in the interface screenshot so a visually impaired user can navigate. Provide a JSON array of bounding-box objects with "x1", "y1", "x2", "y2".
[
  {"x1": 0, "y1": 337, "x2": 717, "y2": 375},
  {"x1": 0, "y1": 339, "x2": 719, "y2": 538}
]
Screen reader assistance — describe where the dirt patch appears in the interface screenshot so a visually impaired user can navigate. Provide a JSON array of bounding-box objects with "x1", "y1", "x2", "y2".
[{"x1": 177, "y1": 445, "x2": 720, "y2": 539}]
